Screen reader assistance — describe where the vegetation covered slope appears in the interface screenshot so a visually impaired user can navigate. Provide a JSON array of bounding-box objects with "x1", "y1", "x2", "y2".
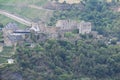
[
  {"x1": 0, "y1": 0, "x2": 120, "y2": 80},
  {"x1": 0, "y1": 39, "x2": 120, "y2": 80}
]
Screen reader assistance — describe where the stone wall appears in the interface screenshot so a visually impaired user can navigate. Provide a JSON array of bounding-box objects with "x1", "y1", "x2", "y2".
[
  {"x1": 78, "y1": 21, "x2": 91, "y2": 34},
  {"x1": 36, "y1": 20, "x2": 92, "y2": 39}
]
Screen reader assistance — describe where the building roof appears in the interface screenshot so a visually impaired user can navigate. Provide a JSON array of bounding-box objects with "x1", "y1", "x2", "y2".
[
  {"x1": 79, "y1": 21, "x2": 91, "y2": 28},
  {"x1": 13, "y1": 30, "x2": 30, "y2": 34},
  {"x1": 7, "y1": 34, "x2": 24, "y2": 42},
  {"x1": 38, "y1": 26, "x2": 58, "y2": 34},
  {"x1": 80, "y1": 21, "x2": 91, "y2": 25},
  {"x1": 5, "y1": 22, "x2": 20, "y2": 30},
  {"x1": 0, "y1": 43, "x2": 4, "y2": 46}
]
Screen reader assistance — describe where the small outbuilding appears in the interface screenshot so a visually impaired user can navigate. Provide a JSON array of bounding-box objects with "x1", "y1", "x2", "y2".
[{"x1": 7, "y1": 59, "x2": 14, "y2": 64}]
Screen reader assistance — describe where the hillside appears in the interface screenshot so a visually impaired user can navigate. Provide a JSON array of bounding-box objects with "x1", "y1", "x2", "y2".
[{"x1": 0, "y1": 0, "x2": 120, "y2": 80}]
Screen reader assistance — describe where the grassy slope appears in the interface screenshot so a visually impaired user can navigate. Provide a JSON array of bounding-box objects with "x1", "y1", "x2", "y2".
[
  {"x1": 0, "y1": 0, "x2": 48, "y2": 5},
  {"x1": 0, "y1": 0, "x2": 51, "y2": 25},
  {"x1": 0, "y1": 15, "x2": 26, "y2": 28}
]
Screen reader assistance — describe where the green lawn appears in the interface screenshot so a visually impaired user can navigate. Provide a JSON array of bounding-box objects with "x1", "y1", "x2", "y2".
[
  {"x1": 0, "y1": 5, "x2": 52, "y2": 20},
  {"x1": 0, "y1": 0, "x2": 52, "y2": 24},
  {"x1": 0, "y1": 0, "x2": 49, "y2": 5},
  {"x1": 0, "y1": 15, "x2": 27, "y2": 29}
]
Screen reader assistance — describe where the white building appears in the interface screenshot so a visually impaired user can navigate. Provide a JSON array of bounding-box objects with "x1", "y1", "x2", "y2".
[{"x1": 7, "y1": 59, "x2": 14, "y2": 64}]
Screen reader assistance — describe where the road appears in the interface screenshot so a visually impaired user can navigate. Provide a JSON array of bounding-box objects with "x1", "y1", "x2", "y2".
[{"x1": 0, "y1": 9, "x2": 32, "y2": 26}]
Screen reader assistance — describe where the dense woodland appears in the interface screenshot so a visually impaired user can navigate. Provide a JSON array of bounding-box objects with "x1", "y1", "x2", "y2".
[
  {"x1": 1, "y1": 39, "x2": 120, "y2": 80},
  {"x1": 0, "y1": 0, "x2": 120, "y2": 80}
]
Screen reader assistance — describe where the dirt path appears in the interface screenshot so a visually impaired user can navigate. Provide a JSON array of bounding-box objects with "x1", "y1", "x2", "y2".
[
  {"x1": 0, "y1": 9, "x2": 32, "y2": 26},
  {"x1": 0, "y1": 9, "x2": 41, "y2": 32}
]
